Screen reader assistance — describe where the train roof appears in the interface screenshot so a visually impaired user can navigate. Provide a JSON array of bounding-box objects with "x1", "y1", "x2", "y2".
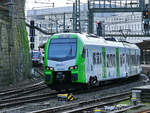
[{"x1": 52, "y1": 33, "x2": 140, "y2": 50}]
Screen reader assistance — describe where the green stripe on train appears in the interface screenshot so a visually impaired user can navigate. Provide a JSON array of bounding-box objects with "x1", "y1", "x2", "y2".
[
  {"x1": 102, "y1": 48, "x2": 106, "y2": 78},
  {"x1": 44, "y1": 35, "x2": 59, "y2": 84},
  {"x1": 116, "y1": 48, "x2": 120, "y2": 77},
  {"x1": 64, "y1": 34, "x2": 86, "y2": 83},
  {"x1": 74, "y1": 35, "x2": 86, "y2": 83}
]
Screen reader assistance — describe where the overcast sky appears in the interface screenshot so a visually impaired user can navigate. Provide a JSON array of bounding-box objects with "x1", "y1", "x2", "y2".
[{"x1": 25, "y1": 0, "x2": 87, "y2": 10}]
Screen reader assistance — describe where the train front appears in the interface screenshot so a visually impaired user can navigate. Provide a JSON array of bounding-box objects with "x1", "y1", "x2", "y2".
[{"x1": 44, "y1": 34, "x2": 86, "y2": 90}]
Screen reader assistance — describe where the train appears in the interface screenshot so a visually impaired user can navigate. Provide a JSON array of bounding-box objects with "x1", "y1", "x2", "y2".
[
  {"x1": 31, "y1": 50, "x2": 42, "y2": 66},
  {"x1": 44, "y1": 33, "x2": 142, "y2": 90}
]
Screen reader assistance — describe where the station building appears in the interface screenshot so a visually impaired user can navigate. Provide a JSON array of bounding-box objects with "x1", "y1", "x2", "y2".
[{"x1": 26, "y1": 4, "x2": 114, "y2": 50}]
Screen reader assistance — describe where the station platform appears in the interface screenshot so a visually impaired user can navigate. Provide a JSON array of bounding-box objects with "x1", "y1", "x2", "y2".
[{"x1": 132, "y1": 85, "x2": 150, "y2": 103}]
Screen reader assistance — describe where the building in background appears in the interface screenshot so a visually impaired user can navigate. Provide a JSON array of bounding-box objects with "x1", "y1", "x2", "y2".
[
  {"x1": 99, "y1": 12, "x2": 149, "y2": 43},
  {"x1": 26, "y1": 4, "x2": 115, "y2": 50},
  {"x1": 102, "y1": 13, "x2": 143, "y2": 35}
]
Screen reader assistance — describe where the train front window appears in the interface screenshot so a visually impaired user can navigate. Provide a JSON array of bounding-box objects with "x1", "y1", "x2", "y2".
[{"x1": 48, "y1": 38, "x2": 77, "y2": 61}]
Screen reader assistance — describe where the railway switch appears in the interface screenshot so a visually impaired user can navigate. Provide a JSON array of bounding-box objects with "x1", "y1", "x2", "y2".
[{"x1": 57, "y1": 93, "x2": 74, "y2": 101}]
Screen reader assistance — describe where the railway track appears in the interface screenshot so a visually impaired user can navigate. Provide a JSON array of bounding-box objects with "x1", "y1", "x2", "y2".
[
  {"x1": 0, "y1": 82, "x2": 48, "y2": 100},
  {"x1": 30, "y1": 92, "x2": 131, "y2": 113},
  {"x1": 72, "y1": 75, "x2": 143, "y2": 95},
  {"x1": 0, "y1": 67, "x2": 58, "y2": 109},
  {"x1": 136, "y1": 109, "x2": 150, "y2": 113},
  {"x1": 34, "y1": 66, "x2": 44, "y2": 77},
  {"x1": 0, "y1": 76, "x2": 137, "y2": 110},
  {"x1": 0, "y1": 81, "x2": 43, "y2": 93},
  {"x1": 0, "y1": 91, "x2": 58, "y2": 109},
  {"x1": 0, "y1": 72, "x2": 146, "y2": 112},
  {"x1": 0, "y1": 66, "x2": 47, "y2": 101}
]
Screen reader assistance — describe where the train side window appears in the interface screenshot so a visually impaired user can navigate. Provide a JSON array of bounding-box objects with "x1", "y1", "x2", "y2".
[
  {"x1": 100, "y1": 53, "x2": 102, "y2": 64},
  {"x1": 86, "y1": 49, "x2": 88, "y2": 57},
  {"x1": 110, "y1": 54, "x2": 113, "y2": 67},
  {"x1": 97, "y1": 53, "x2": 100, "y2": 64},
  {"x1": 122, "y1": 54, "x2": 125, "y2": 64},
  {"x1": 138, "y1": 55, "x2": 140, "y2": 65},
  {"x1": 107, "y1": 54, "x2": 109, "y2": 67},
  {"x1": 126, "y1": 54, "x2": 128, "y2": 65},
  {"x1": 82, "y1": 47, "x2": 86, "y2": 58},
  {"x1": 120, "y1": 54, "x2": 122, "y2": 67},
  {"x1": 132, "y1": 55, "x2": 134, "y2": 65},
  {"x1": 112, "y1": 54, "x2": 116, "y2": 66},
  {"x1": 136, "y1": 55, "x2": 137, "y2": 65},
  {"x1": 93, "y1": 53, "x2": 96, "y2": 65},
  {"x1": 107, "y1": 54, "x2": 112, "y2": 67}
]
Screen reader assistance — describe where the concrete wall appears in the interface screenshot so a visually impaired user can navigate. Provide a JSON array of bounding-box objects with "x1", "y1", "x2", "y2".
[{"x1": 0, "y1": 0, "x2": 31, "y2": 87}]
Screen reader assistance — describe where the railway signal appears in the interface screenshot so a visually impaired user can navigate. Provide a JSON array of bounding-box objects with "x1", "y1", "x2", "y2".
[
  {"x1": 142, "y1": 7, "x2": 150, "y2": 34},
  {"x1": 96, "y1": 21, "x2": 104, "y2": 36},
  {"x1": 30, "y1": 20, "x2": 35, "y2": 50},
  {"x1": 143, "y1": 10, "x2": 149, "y2": 19}
]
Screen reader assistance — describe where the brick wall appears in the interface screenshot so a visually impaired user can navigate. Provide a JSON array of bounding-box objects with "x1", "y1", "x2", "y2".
[{"x1": 0, "y1": 0, "x2": 31, "y2": 87}]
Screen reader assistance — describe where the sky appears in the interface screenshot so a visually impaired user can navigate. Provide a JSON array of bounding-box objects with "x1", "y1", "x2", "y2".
[{"x1": 25, "y1": 0, "x2": 87, "y2": 10}]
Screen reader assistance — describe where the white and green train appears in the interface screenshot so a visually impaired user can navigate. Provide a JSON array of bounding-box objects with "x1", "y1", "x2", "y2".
[{"x1": 44, "y1": 33, "x2": 142, "y2": 90}]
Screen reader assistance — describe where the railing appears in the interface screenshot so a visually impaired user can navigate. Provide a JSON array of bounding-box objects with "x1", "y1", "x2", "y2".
[{"x1": 89, "y1": 0, "x2": 142, "y2": 9}]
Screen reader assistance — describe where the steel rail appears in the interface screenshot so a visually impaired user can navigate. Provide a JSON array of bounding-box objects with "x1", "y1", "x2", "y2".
[{"x1": 30, "y1": 91, "x2": 131, "y2": 113}]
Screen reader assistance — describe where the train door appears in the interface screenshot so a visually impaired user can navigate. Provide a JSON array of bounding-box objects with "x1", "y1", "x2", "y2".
[
  {"x1": 91, "y1": 47, "x2": 98, "y2": 78},
  {"x1": 137, "y1": 50, "x2": 142, "y2": 74},
  {"x1": 106, "y1": 47, "x2": 116, "y2": 79},
  {"x1": 85, "y1": 46, "x2": 95, "y2": 83},
  {"x1": 119, "y1": 48, "x2": 126, "y2": 77},
  {"x1": 94, "y1": 47, "x2": 102, "y2": 81},
  {"x1": 85, "y1": 47, "x2": 90, "y2": 83},
  {"x1": 131, "y1": 49, "x2": 136, "y2": 76},
  {"x1": 125, "y1": 48, "x2": 128, "y2": 77},
  {"x1": 126, "y1": 49, "x2": 130, "y2": 77}
]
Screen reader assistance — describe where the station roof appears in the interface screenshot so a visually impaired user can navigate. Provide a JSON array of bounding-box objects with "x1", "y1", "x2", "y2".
[{"x1": 136, "y1": 40, "x2": 150, "y2": 50}]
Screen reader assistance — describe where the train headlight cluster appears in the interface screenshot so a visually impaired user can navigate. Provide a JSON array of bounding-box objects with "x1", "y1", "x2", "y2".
[
  {"x1": 46, "y1": 66, "x2": 54, "y2": 71},
  {"x1": 68, "y1": 65, "x2": 78, "y2": 70}
]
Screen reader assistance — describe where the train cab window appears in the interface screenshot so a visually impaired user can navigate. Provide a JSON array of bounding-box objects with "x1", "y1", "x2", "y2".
[{"x1": 48, "y1": 38, "x2": 77, "y2": 61}]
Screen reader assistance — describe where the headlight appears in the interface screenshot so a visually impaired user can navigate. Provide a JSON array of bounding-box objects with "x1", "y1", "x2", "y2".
[
  {"x1": 46, "y1": 66, "x2": 54, "y2": 71},
  {"x1": 68, "y1": 65, "x2": 78, "y2": 70}
]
